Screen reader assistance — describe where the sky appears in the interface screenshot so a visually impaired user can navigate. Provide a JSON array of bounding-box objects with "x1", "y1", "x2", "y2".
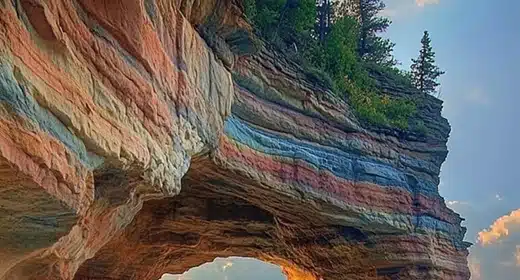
[
  {"x1": 160, "y1": 258, "x2": 285, "y2": 280},
  {"x1": 163, "y1": 1, "x2": 520, "y2": 279},
  {"x1": 382, "y1": 0, "x2": 519, "y2": 279}
]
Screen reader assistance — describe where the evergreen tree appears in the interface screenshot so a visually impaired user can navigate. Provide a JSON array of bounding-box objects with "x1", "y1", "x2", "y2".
[
  {"x1": 357, "y1": 0, "x2": 396, "y2": 66},
  {"x1": 410, "y1": 31, "x2": 445, "y2": 94},
  {"x1": 244, "y1": 0, "x2": 316, "y2": 47}
]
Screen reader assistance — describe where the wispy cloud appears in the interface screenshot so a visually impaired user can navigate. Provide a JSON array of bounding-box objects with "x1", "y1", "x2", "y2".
[
  {"x1": 446, "y1": 200, "x2": 470, "y2": 212},
  {"x1": 478, "y1": 209, "x2": 520, "y2": 245},
  {"x1": 381, "y1": 0, "x2": 440, "y2": 19},
  {"x1": 447, "y1": 200, "x2": 469, "y2": 206},
  {"x1": 415, "y1": 0, "x2": 440, "y2": 7}
]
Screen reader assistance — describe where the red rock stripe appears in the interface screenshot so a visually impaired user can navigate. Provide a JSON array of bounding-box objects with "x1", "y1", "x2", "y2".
[
  {"x1": 0, "y1": 119, "x2": 93, "y2": 212},
  {"x1": 219, "y1": 136, "x2": 459, "y2": 224}
]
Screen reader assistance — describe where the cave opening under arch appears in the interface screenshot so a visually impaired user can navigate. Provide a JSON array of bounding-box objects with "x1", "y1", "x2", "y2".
[
  {"x1": 74, "y1": 157, "x2": 370, "y2": 280},
  {"x1": 159, "y1": 257, "x2": 286, "y2": 280}
]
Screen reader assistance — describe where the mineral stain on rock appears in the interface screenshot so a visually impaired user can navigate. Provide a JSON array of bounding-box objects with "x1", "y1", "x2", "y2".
[{"x1": 0, "y1": 0, "x2": 469, "y2": 279}]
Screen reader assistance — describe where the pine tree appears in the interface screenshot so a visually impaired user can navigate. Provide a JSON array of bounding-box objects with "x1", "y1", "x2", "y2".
[
  {"x1": 410, "y1": 31, "x2": 445, "y2": 94},
  {"x1": 357, "y1": 0, "x2": 396, "y2": 66}
]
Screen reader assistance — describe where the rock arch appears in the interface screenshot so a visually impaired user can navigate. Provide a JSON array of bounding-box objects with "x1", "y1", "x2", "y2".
[
  {"x1": 73, "y1": 155, "x2": 371, "y2": 280},
  {"x1": 0, "y1": 0, "x2": 469, "y2": 279}
]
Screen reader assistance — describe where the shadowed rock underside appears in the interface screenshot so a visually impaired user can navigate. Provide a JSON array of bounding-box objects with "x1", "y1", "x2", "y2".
[{"x1": 0, "y1": 0, "x2": 470, "y2": 279}]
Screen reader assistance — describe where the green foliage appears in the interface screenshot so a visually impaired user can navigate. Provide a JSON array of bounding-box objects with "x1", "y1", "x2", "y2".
[
  {"x1": 366, "y1": 62, "x2": 415, "y2": 89},
  {"x1": 315, "y1": 16, "x2": 415, "y2": 128},
  {"x1": 257, "y1": 2, "x2": 285, "y2": 37},
  {"x1": 383, "y1": 96, "x2": 416, "y2": 128},
  {"x1": 358, "y1": 0, "x2": 396, "y2": 66},
  {"x1": 304, "y1": 66, "x2": 337, "y2": 92},
  {"x1": 243, "y1": 0, "x2": 418, "y2": 129},
  {"x1": 244, "y1": 0, "x2": 283, "y2": 37},
  {"x1": 413, "y1": 120, "x2": 429, "y2": 136},
  {"x1": 244, "y1": 0, "x2": 315, "y2": 45},
  {"x1": 342, "y1": 77, "x2": 416, "y2": 129},
  {"x1": 323, "y1": 17, "x2": 364, "y2": 84},
  {"x1": 411, "y1": 31, "x2": 445, "y2": 94},
  {"x1": 243, "y1": 0, "x2": 257, "y2": 21},
  {"x1": 363, "y1": 37, "x2": 397, "y2": 67},
  {"x1": 287, "y1": 0, "x2": 316, "y2": 34}
]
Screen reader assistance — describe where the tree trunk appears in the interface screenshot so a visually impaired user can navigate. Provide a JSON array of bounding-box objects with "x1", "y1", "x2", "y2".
[{"x1": 318, "y1": 0, "x2": 329, "y2": 42}]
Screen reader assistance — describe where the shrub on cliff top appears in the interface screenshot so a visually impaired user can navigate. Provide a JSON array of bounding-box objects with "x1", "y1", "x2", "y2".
[
  {"x1": 304, "y1": 66, "x2": 337, "y2": 92},
  {"x1": 342, "y1": 76, "x2": 416, "y2": 129},
  {"x1": 243, "y1": 0, "x2": 422, "y2": 130},
  {"x1": 244, "y1": 0, "x2": 316, "y2": 46}
]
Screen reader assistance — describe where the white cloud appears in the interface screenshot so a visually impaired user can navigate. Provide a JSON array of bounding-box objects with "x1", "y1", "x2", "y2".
[
  {"x1": 381, "y1": 0, "x2": 440, "y2": 19},
  {"x1": 447, "y1": 200, "x2": 469, "y2": 206},
  {"x1": 446, "y1": 200, "x2": 470, "y2": 212},
  {"x1": 416, "y1": 0, "x2": 440, "y2": 7}
]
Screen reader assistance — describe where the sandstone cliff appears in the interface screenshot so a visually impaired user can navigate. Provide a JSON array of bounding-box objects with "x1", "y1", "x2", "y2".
[{"x1": 0, "y1": 0, "x2": 470, "y2": 279}]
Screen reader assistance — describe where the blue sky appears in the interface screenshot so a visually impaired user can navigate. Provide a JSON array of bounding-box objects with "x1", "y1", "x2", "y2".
[
  {"x1": 165, "y1": 1, "x2": 520, "y2": 279},
  {"x1": 161, "y1": 258, "x2": 285, "y2": 280},
  {"x1": 383, "y1": 0, "x2": 519, "y2": 279}
]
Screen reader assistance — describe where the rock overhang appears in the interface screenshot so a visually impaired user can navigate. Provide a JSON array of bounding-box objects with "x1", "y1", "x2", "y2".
[{"x1": 0, "y1": 0, "x2": 469, "y2": 279}]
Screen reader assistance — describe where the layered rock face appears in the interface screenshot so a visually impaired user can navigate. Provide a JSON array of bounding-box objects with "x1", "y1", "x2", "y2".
[{"x1": 0, "y1": 0, "x2": 470, "y2": 279}]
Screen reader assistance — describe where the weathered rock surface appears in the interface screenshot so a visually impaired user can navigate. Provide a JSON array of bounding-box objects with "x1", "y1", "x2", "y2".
[{"x1": 0, "y1": 0, "x2": 469, "y2": 279}]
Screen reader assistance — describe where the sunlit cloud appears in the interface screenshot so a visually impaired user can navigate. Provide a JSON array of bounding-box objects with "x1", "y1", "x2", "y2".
[
  {"x1": 416, "y1": 0, "x2": 440, "y2": 7},
  {"x1": 478, "y1": 209, "x2": 520, "y2": 245}
]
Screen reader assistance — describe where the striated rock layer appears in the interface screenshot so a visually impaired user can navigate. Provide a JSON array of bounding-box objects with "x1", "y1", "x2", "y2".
[{"x1": 0, "y1": 0, "x2": 470, "y2": 279}]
